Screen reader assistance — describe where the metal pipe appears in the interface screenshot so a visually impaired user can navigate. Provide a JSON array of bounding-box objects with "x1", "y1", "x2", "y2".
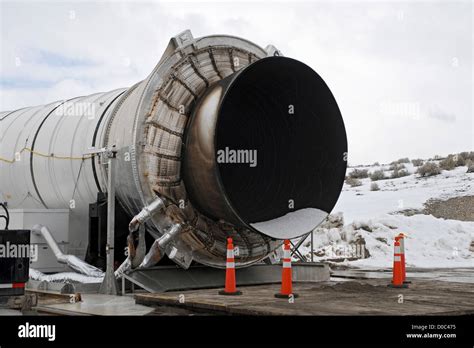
[
  {"x1": 128, "y1": 197, "x2": 165, "y2": 232},
  {"x1": 29, "y1": 268, "x2": 103, "y2": 284},
  {"x1": 115, "y1": 199, "x2": 166, "y2": 275},
  {"x1": 31, "y1": 224, "x2": 104, "y2": 278},
  {"x1": 114, "y1": 224, "x2": 146, "y2": 277},
  {"x1": 139, "y1": 223, "x2": 182, "y2": 269},
  {"x1": 131, "y1": 224, "x2": 146, "y2": 268}
]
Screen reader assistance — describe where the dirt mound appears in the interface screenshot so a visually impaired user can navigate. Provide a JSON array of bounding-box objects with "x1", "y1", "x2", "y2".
[{"x1": 423, "y1": 196, "x2": 474, "y2": 221}]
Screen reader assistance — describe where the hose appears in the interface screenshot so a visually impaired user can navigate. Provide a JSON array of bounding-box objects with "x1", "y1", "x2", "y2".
[
  {"x1": 29, "y1": 268, "x2": 103, "y2": 284},
  {"x1": 31, "y1": 224, "x2": 104, "y2": 277}
]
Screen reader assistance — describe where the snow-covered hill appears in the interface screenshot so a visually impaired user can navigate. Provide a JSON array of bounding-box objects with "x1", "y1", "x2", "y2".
[{"x1": 300, "y1": 162, "x2": 474, "y2": 268}]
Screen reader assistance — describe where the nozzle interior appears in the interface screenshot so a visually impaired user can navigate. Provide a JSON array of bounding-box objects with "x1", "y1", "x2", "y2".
[{"x1": 215, "y1": 57, "x2": 347, "y2": 237}]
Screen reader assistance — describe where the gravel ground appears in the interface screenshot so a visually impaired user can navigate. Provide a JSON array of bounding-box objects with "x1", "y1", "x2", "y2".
[{"x1": 423, "y1": 195, "x2": 474, "y2": 221}]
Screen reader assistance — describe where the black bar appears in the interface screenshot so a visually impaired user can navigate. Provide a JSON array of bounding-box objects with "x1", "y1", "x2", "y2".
[{"x1": 0, "y1": 315, "x2": 472, "y2": 346}]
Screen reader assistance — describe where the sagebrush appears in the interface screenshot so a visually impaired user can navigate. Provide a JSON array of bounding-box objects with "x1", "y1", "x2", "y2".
[{"x1": 416, "y1": 162, "x2": 441, "y2": 177}]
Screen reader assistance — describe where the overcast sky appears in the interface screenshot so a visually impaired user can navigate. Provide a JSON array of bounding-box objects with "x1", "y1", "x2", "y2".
[{"x1": 0, "y1": 0, "x2": 472, "y2": 164}]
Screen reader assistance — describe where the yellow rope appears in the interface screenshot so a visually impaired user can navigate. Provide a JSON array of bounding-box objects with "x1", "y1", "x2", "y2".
[{"x1": 0, "y1": 147, "x2": 94, "y2": 163}]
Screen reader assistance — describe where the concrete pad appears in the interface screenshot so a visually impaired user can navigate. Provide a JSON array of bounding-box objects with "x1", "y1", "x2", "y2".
[
  {"x1": 37, "y1": 294, "x2": 154, "y2": 316},
  {"x1": 135, "y1": 278, "x2": 474, "y2": 315}
]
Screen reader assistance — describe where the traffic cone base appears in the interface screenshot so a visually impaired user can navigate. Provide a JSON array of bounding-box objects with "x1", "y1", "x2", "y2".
[
  {"x1": 218, "y1": 289, "x2": 242, "y2": 296},
  {"x1": 391, "y1": 279, "x2": 411, "y2": 284},
  {"x1": 387, "y1": 283, "x2": 408, "y2": 288},
  {"x1": 275, "y1": 293, "x2": 299, "y2": 299}
]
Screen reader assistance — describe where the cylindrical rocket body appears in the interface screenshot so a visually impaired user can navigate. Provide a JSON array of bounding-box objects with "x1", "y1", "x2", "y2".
[{"x1": 0, "y1": 31, "x2": 347, "y2": 268}]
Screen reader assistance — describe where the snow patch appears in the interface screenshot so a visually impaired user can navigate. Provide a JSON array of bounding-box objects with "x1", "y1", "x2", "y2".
[{"x1": 300, "y1": 214, "x2": 473, "y2": 268}]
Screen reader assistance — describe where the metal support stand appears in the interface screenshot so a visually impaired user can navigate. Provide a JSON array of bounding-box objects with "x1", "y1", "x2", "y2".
[
  {"x1": 290, "y1": 237, "x2": 307, "y2": 262},
  {"x1": 98, "y1": 145, "x2": 119, "y2": 295}
]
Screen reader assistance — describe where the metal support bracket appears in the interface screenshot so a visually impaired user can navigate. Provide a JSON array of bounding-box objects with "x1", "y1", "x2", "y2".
[
  {"x1": 97, "y1": 145, "x2": 119, "y2": 295},
  {"x1": 290, "y1": 235, "x2": 309, "y2": 262}
]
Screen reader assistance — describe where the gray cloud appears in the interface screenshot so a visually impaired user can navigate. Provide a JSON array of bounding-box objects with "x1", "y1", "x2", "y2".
[{"x1": 0, "y1": 1, "x2": 472, "y2": 164}]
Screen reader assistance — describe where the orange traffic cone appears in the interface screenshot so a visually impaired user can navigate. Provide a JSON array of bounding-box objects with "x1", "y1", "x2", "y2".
[
  {"x1": 388, "y1": 238, "x2": 408, "y2": 288},
  {"x1": 218, "y1": 237, "x2": 242, "y2": 296},
  {"x1": 394, "y1": 235, "x2": 405, "y2": 282},
  {"x1": 397, "y1": 233, "x2": 411, "y2": 284},
  {"x1": 275, "y1": 240, "x2": 299, "y2": 298}
]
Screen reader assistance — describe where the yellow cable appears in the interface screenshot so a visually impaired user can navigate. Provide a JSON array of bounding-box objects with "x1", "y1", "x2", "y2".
[
  {"x1": 0, "y1": 157, "x2": 15, "y2": 164},
  {"x1": 0, "y1": 147, "x2": 94, "y2": 163}
]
